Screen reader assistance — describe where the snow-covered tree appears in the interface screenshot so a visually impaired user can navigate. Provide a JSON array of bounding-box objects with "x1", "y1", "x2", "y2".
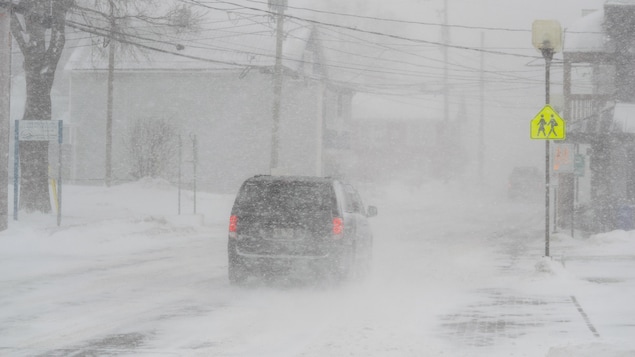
[{"x1": 10, "y1": 0, "x2": 74, "y2": 213}]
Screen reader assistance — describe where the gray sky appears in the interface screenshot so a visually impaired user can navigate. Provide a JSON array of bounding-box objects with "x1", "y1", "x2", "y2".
[
  {"x1": 292, "y1": 0, "x2": 606, "y2": 118},
  {"x1": 288, "y1": 0, "x2": 606, "y2": 180}
]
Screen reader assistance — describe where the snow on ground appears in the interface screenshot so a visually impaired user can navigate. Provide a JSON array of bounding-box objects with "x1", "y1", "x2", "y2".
[{"x1": 1, "y1": 178, "x2": 634, "y2": 356}]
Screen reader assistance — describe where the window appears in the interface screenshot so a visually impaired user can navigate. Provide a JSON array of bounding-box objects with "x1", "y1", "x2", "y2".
[{"x1": 238, "y1": 181, "x2": 335, "y2": 214}]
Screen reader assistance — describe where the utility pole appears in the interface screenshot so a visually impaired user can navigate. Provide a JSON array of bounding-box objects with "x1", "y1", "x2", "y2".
[
  {"x1": 442, "y1": 0, "x2": 449, "y2": 124},
  {"x1": 105, "y1": 0, "x2": 115, "y2": 187},
  {"x1": 0, "y1": 3, "x2": 11, "y2": 231},
  {"x1": 479, "y1": 32, "x2": 485, "y2": 182},
  {"x1": 269, "y1": 0, "x2": 286, "y2": 173},
  {"x1": 437, "y1": 0, "x2": 452, "y2": 182}
]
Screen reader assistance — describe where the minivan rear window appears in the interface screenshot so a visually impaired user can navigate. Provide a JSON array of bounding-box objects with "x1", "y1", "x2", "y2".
[{"x1": 237, "y1": 181, "x2": 335, "y2": 214}]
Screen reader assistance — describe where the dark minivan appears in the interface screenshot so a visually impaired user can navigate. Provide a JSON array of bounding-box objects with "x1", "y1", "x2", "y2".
[{"x1": 227, "y1": 175, "x2": 377, "y2": 285}]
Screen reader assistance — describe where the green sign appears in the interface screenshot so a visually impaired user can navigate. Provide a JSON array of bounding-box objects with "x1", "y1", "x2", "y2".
[{"x1": 574, "y1": 154, "x2": 585, "y2": 177}]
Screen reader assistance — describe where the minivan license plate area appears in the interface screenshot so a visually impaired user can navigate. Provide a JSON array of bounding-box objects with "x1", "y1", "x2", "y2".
[{"x1": 268, "y1": 228, "x2": 297, "y2": 241}]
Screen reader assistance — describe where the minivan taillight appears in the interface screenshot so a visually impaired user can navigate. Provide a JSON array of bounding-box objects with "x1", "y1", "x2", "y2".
[
  {"x1": 332, "y1": 217, "x2": 343, "y2": 238},
  {"x1": 229, "y1": 215, "x2": 238, "y2": 239}
]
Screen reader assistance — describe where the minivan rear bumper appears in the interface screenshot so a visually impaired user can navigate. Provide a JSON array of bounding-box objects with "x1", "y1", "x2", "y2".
[
  {"x1": 235, "y1": 246, "x2": 330, "y2": 260},
  {"x1": 228, "y1": 239, "x2": 350, "y2": 277},
  {"x1": 230, "y1": 237, "x2": 342, "y2": 260}
]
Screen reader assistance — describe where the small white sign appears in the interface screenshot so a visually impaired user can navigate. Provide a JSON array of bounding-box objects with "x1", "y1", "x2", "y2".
[{"x1": 18, "y1": 120, "x2": 60, "y2": 141}]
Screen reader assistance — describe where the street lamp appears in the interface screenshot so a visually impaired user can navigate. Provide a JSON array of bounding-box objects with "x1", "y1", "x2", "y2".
[{"x1": 532, "y1": 20, "x2": 562, "y2": 257}]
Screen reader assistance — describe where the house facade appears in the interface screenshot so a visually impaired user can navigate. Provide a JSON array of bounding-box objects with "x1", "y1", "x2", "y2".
[
  {"x1": 65, "y1": 14, "x2": 353, "y2": 193},
  {"x1": 562, "y1": 0, "x2": 635, "y2": 232}
]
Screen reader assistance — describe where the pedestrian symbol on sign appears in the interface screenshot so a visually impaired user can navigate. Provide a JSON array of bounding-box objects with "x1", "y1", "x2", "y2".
[
  {"x1": 537, "y1": 114, "x2": 547, "y2": 137},
  {"x1": 547, "y1": 114, "x2": 559, "y2": 137},
  {"x1": 530, "y1": 105, "x2": 566, "y2": 140}
]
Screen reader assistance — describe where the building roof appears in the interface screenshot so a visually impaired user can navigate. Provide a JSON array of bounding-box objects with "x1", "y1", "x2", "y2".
[
  {"x1": 564, "y1": 0, "x2": 635, "y2": 55},
  {"x1": 564, "y1": 9, "x2": 606, "y2": 54},
  {"x1": 605, "y1": 0, "x2": 635, "y2": 5}
]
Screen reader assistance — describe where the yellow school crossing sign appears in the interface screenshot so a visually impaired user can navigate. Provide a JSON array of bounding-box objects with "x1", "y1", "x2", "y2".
[{"x1": 530, "y1": 105, "x2": 566, "y2": 140}]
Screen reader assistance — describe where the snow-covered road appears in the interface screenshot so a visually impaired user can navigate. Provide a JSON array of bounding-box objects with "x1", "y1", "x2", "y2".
[{"x1": 1, "y1": 179, "x2": 634, "y2": 356}]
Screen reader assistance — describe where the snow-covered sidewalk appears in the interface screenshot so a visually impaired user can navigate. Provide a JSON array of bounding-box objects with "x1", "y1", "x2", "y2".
[
  {"x1": 438, "y1": 226, "x2": 635, "y2": 356},
  {"x1": 539, "y1": 231, "x2": 635, "y2": 356}
]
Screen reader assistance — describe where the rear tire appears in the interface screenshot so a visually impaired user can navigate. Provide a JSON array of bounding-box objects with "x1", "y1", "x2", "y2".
[
  {"x1": 228, "y1": 260, "x2": 247, "y2": 285},
  {"x1": 333, "y1": 245, "x2": 355, "y2": 283},
  {"x1": 228, "y1": 242, "x2": 248, "y2": 285},
  {"x1": 315, "y1": 250, "x2": 350, "y2": 287},
  {"x1": 359, "y1": 238, "x2": 373, "y2": 280}
]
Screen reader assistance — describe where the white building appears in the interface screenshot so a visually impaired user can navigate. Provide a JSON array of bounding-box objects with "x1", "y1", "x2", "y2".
[{"x1": 65, "y1": 11, "x2": 353, "y2": 193}]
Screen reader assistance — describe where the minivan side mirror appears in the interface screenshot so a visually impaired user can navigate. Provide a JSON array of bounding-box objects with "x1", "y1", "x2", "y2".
[{"x1": 366, "y1": 205, "x2": 378, "y2": 217}]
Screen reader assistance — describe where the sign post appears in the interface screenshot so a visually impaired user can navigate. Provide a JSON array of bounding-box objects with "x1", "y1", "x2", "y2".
[
  {"x1": 0, "y1": 5, "x2": 11, "y2": 231},
  {"x1": 14, "y1": 120, "x2": 64, "y2": 225},
  {"x1": 530, "y1": 103, "x2": 566, "y2": 256}
]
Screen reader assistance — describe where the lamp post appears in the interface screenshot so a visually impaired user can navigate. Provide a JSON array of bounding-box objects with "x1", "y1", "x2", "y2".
[{"x1": 532, "y1": 20, "x2": 562, "y2": 257}]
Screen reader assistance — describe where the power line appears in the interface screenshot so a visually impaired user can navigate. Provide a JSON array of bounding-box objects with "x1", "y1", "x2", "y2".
[
  {"x1": 67, "y1": 12, "x2": 467, "y2": 84},
  {"x1": 240, "y1": 0, "x2": 532, "y2": 33},
  {"x1": 61, "y1": 4, "x2": 548, "y2": 97},
  {"x1": 173, "y1": 1, "x2": 551, "y2": 89},
  {"x1": 182, "y1": 0, "x2": 542, "y2": 60},
  {"x1": 311, "y1": 19, "x2": 542, "y2": 85},
  {"x1": 66, "y1": 20, "x2": 247, "y2": 68}
]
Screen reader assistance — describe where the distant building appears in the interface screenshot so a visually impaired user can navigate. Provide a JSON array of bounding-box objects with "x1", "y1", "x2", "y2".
[
  {"x1": 350, "y1": 116, "x2": 462, "y2": 185},
  {"x1": 65, "y1": 12, "x2": 353, "y2": 193}
]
